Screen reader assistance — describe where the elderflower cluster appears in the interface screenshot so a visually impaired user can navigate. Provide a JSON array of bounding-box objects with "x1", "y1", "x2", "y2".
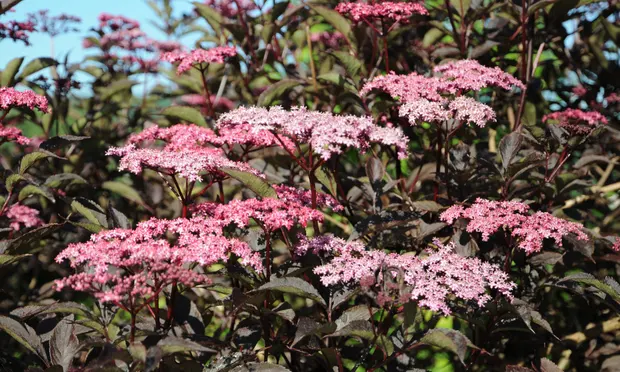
[
  {"x1": 336, "y1": 2, "x2": 428, "y2": 23},
  {"x1": 542, "y1": 108, "x2": 608, "y2": 135},
  {"x1": 162, "y1": 46, "x2": 237, "y2": 74},
  {"x1": 300, "y1": 235, "x2": 514, "y2": 314},
  {"x1": 440, "y1": 198, "x2": 588, "y2": 254}
]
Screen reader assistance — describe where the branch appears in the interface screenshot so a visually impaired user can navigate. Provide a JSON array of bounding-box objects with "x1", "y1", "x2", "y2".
[{"x1": 0, "y1": 0, "x2": 23, "y2": 15}]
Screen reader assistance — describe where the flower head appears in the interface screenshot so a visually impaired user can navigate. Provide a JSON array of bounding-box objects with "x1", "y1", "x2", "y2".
[
  {"x1": 441, "y1": 198, "x2": 588, "y2": 254},
  {"x1": 0, "y1": 87, "x2": 49, "y2": 112},
  {"x1": 307, "y1": 236, "x2": 514, "y2": 314},
  {"x1": 0, "y1": 19, "x2": 35, "y2": 45},
  {"x1": 6, "y1": 204, "x2": 43, "y2": 231},
  {"x1": 217, "y1": 106, "x2": 409, "y2": 160},
  {"x1": 162, "y1": 47, "x2": 237, "y2": 74},
  {"x1": 433, "y1": 59, "x2": 525, "y2": 91},
  {"x1": 542, "y1": 108, "x2": 608, "y2": 135},
  {"x1": 0, "y1": 125, "x2": 30, "y2": 145},
  {"x1": 336, "y1": 2, "x2": 428, "y2": 23},
  {"x1": 273, "y1": 185, "x2": 343, "y2": 211},
  {"x1": 202, "y1": 0, "x2": 258, "y2": 18}
]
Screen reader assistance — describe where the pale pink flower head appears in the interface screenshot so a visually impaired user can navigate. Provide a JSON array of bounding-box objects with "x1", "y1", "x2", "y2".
[
  {"x1": 0, "y1": 125, "x2": 30, "y2": 145},
  {"x1": 217, "y1": 106, "x2": 409, "y2": 160},
  {"x1": 441, "y1": 198, "x2": 589, "y2": 254},
  {"x1": 433, "y1": 59, "x2": 525, "y2": 92},
  {"x1": 193, "y1": 196, "x2": 324, "y2": 232},
  {"x1": 605, "y1": 92, "x2": 620, "y2": 103},
  {"x1": 448, "y1": 96, "x2": 496, "y2": 127},
  {"x1": 0, "y1": 87, "x2": 49, "y2": 112},
  {"x1": 335, "y1": 2, "x2": 428, "y2": 24},
  {"x1": 273, "y1": 185, "x2": 343, "y2": 211},
  {"x1": 542, "y1": 108, "x2": 608, "y2": 136},
  {"x1": 55, "y1": 216, "x2": 262, "y2": 303},
  {"x1": 98, "y1": 13, "x2": 140, "y2": 31},
  {"x1": 360, "y1": 72, "x2": 446, "y2": 103},
  {"x1": 162, "y1": 46, "x2": 237, "y2": 74},
  {"x1": 307, "y1": 236, "x2": 514, "y2": 314},
  {"x1": 572, "y1": 85, "x2": 587, "y2": 97},
  {"x1": 6, "y1": 204, "x2": 43, "y2": 231}
]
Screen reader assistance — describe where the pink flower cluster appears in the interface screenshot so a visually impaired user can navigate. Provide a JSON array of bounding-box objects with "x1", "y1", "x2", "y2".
[
  {"x1": 335, "y1": 2, "x2": 428, "y2": 23},
  {"x1": 273, "y1": 185, "x2": 343, "y2": 212},
  {"x1": 162, "y1": 47, "x2": 238, "y2": 74},
  {"x1": 217, "y1": 106, "x2": 409, "y2": 160},
  {"x1": 0, "y1": 19, "x2": 35, "y2": 45},
  {"x1": 302, "y1": 236, "x2": 513, "y2": 314},
  {"x1": 98, "y1": 13, "x2": 140, "y2": 30},
  {"x1": 0, "y1": 87, "x2": 49, "y2": 112},
  {"x1": 361, "y1": 60, "x2": 523, "y2": 127},
  {"x1": 5, "y1": 204, "x2": 43, "y2": 231},
  {"x1": 193, "y1": 196, "x2": 324, "y2": 232},
  {"x1": 310, "y1": 31, "x2": 345, "y2": 49},
  {"x1": 542, "y1": 108, "x2": 608, "y2": 135},
  {"x1": 440, "y1": 198, "x2": 588, "y2": 254},
  {"x1": 55, "y1": 216, "x2": 262, "y2": 303},
  {"x1": 0, "y1": 125, "x2": 30, "y2": 145},
  {"x1": 202, "y1": 0, "x2": 258, "y2": 18}
]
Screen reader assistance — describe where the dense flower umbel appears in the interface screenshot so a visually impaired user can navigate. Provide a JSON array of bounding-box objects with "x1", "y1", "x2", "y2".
[
  {"x1": 217, "y1": 106, "x2": 409, "y2": 160},
  {"x1": 440, "y1": 198, "x2": 588, "y2": 254},
  {"x1": 162, "y1": 47, "x2": 238, "y2": 74},
  {"x1": 0, "y1": 87, "x2": 49, "y2": 112},
  {"x1": 542, "y1": 108, "x2": 608, "y2": 135},
  {"x1": 336, "y1": 2, "x2": 428, "y2": 23},
  {"x1": 0, "y1": 125, "x2": 30, "y2": 145},
  {"x1": 0, "y1": 20, "x2": 36, "y2": 45},
  {"x1": 433, "y1": 60, "x2": 526, "y2": 91},
  {"x1": 106, "y1": 145, "x2": 262, "y2": 182},
  {"x1": 5, "y1": 204, "x2": 43, "y2": 231},
  {"x1": 273, "y1": 185, "x2": 343, "y2": 212},
  {"x1": 304, "y1": 236, "x2": 514, "y2": 314},
  {"x1": 202, "y1": 0, "x2": 258, "y2": 18},
  {"x1": 55, "y1": 216, "x2": 262, "y2": 302}
]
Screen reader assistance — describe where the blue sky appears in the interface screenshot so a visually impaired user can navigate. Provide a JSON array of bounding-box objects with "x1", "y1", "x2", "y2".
[{"x1": 0, "y1": 0, "x2": 194, "y2": 66}]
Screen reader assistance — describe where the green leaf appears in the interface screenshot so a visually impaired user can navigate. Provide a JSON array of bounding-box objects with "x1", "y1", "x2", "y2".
[
  {"x1": 19, "y1": 151, "x2": 52, "y2": 174},
  {"x1": 254, "y1": 277, "x2": 326, "y2": 306},
  {"x1": 193, "y1": 2, "x2": 223, "y2": 30},
  {"x1": 310, "y1": 5, "x2": 356, "y2": 51},
  {"x1": 528, "y1": 0, "x2": 557, "y2": 14},
  {"x1": 420, "y1": 328, "x2": 476, "y2": 365},
  {"x1": 44, "y1": 173, "x2": 88, "y2": 188},
  {"x1": 221, "y1": 168, "x2": 277, "y2": 198},
  {"x1": 314, "y1": 166, "x2": 338, "y2": 197},
  {"x1": 455, "y1": 0, "x2": 472, "y2": 17},
  {"x1": 1, "y1": 57, "x2": 24, "y2": 86},
  {"x1": 330, "y1": 51, "x2": 362, "y2": 78},
  {"x1": 102, "y1": 181, "x2": 145, "y2": 205},
  {"x1": 99, "y1": 79, "x2": 137, "y2": 101},
  {"x1": 5, "y1": 173, "x2": 27, "y2": 192},
  {"x1": 559, "y1": 273, "x2": 620, "y2": 303},
  {"x1": 499, "y1": 132, "x2": 523, "y2": 173},
  {"x1": 18, "y1": 184, "x2": 55, "y2": 202},
  {"x1": 161, "y1": 106, "x2": 207, "y2": 127},
  {"x1": 423, "y1": 28, "x2": 445, "y2": 48},
  {"x1": 0, "y1": 315, "x2": 48, "y2": 363},
  {"x1": 71, "y1": 199, "x2": 107, "y2": 227},
  {"x1": 0, "y1": 254, "x2": 31, "y2": 267},
  {"x1": 157, "y1": 337, "x2": 215, "y2": 355},
  {"x1": 258, "y1": 79, "x2": 303, "y2": 106},
  {"x1": 17, "y1": 57, "x2": 58, "y2": 80},
  {"x1": 4, "y1": 223, "x2": 63, "y2": 255}
]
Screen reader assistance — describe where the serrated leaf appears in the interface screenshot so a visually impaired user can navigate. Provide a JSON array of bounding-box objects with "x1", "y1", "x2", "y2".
[
  {"x1": 50, "y1": 318, "x2": 81, "y2": 371},
  {"x1": 6, "y1": 173, "x2": 27, "y2": 192},
  {"x1": 3, "y1": 223, "x2": 62, "y2": 255},
  {"x1": 20, "y1": 151, "x2": 52, "y2": 174},
  {"x1": 558, "y1": 273, "x2": 620, "y2": 302},
  {"x1": 314, "y1": 166, "x2": 337, "y2": 197},
  {"x1": 71, "y1": 200, "x2": 107, "y2": 227},
  {"x1": 18, "y1": 184, "x2": 55, "y2": 202},
  {"x1": 331, "y1": 51, "x2": 362, "y2": 78},
  {"x1": 310, "y1": 5, "x2": 356, "y2": 51},
  {"x1": 99, "y1": 79, "x2": 137, "y2": 101},
  {"x1": 102, "y1": 181, "x2": 145, "y2": 205},
  {"x1": 156, "y1": 336, "x2": 216, "y2": 355},
  {"x1": 107, "y1": 205, "x2": 131, "y2": 229},
  {"x1": 499, "y1": 132, "x2": 522, "y2": 173},
  {"x1": 1, "y1": 57, "x2": 24, "y2": 86},
  {"x1": 254, "y1": 277, "x2": 326, "y2": 306},
  {"x1": 17, "y1": 57, "x2": 58, "y2": 80},
  {"x1": 0, "y1": 254, "x2": 30, "y2": 267},
  {"x1": 221, "y1": 168, "x2": 277, "y2": 198},
  {"x1": 39, "y1": 135, "x2": 89, "y2": 151},
  {"x1": 420, "y1": 328, "x2": 475, "y2": 365},
  {"x1": 161, "y1": 106, "x2": 207, "y2": 127},
  {"x1": 44, "y1": 173, "x2": 87, "y2": 188},
  {"x1": 257, "y1": 79, "x2": 302, "y2": 106},
  {"x1": 0, "y1": 315, "x2": 48, "y2": 364},
  {"x1": 335, "y1": 305, "x2": 372, "y2": 331}
]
